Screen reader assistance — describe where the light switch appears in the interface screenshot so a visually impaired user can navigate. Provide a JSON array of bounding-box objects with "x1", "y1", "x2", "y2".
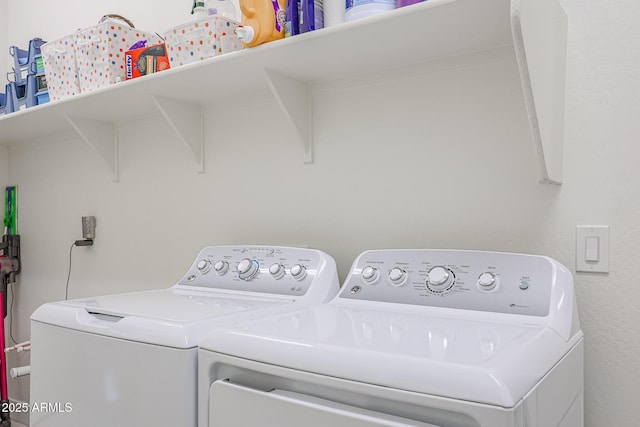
[
  {"x1": 585, "y1": 236, "x2": 599, "y2": 262},
  {"x1": 576, "y1": 226, "x2": 609, "y2": 273}
]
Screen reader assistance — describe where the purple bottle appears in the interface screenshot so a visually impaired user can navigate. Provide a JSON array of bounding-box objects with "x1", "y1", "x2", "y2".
[
  {"x1": 397, "y1": 0, "x2": 423, "y2": 7},
  {"x1": 299, "y1": 0, "x2": 323, "y2": 33}
]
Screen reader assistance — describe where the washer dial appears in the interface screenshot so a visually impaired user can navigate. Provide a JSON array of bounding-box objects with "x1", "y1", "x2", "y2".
[
  {"x1": 426, "y1": 266, "x2": 454, "y2": 292},
  {"x1": 214, "y1": 260, "x2": 229, "y2": 276},
  {"x1": 290, "y1": 264, "x2": 307, "y2": 281},
  {"x1": 269, "y1": 263, "x2": 286, "y2": 279},
  {"x1": 237, "y1": 258, "x2": 259, "y2": 281},
  {"x1": 197, "y1": 260, "x2": 212, "y2": 274}
]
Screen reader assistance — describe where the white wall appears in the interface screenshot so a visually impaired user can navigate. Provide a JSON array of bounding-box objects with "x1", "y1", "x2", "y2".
[
  {"x1": 0, "y1": 146, "x2": 6, "y2": 190},
  {"x1": 0, "y1": 0, "x2": 6, "y2": 87},
  {"x1": 2, "y1": 1, "x2": 639, "y2": 426}
]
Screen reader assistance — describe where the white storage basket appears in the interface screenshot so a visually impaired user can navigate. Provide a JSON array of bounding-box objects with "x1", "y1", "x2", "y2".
[
  {"x1": 41, "y1": 35, "x2": 81, "y2": 101},
  {"x1": 74, "y1": 15, "x2": 162, "y2": 93}
]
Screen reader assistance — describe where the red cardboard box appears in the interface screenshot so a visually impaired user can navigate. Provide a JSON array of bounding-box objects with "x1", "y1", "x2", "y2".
[{"x1": 125, "y1": 43, "x2": 170, "y2": 80}]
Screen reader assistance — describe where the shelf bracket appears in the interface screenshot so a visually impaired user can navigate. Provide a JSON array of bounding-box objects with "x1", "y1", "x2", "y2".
[
  {"x1": 65, "y1": 115, "x2": 119, "y2": 182},
  {"x1": 153, "y1": 95, "x2": 204, "y2": 173},
  {"x1": 264, "y1": 69, "x2": 313, "y2": 164},
  {"x1": 512, "y1": 0, "x2": 567, "y2": 184}
]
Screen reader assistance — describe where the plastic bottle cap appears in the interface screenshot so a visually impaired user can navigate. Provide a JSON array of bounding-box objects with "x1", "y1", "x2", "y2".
[{"x1": 236, "y1": 26, "x2": 255, "y2": 43}]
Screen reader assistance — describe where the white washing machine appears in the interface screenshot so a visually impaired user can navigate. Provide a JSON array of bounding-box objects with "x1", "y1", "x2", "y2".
[
  {"x1": 30, "y1": 245, "x2": 339, "y2": 427},
  {"x1": 198, "y1": 249, "x2": 583, "y2": 427}
]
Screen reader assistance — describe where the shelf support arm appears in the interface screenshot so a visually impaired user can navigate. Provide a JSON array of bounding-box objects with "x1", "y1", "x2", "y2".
[
  {"x1": 264, "y1": 69, "x2": 313, "y2": 164},
  {"x1": 511, "y1": 0, "x2": 567, "y2": 184},
  {"x1": 65, "y1": 115, "x2": 119, "y2": 182},
  {"x1": 152, "y1": 95, "x2": 204, "y2": 173}
]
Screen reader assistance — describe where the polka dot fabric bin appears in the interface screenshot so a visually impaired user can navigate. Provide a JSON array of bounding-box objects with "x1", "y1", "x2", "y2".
[
  {"x1": 74, "y1": 18, "x2": 162, "y2": 93},
  {"x1": 164, "y1": 16, "x2": 243, "y2": 67},
  {"x1": 41, "y1": 35, "x2": 82, "y2": 101}
]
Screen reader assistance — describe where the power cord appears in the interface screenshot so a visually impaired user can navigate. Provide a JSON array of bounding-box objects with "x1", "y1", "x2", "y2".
[
  {"x1": 66, "y1": 239, "x2": 93, "y2": 300},
  {"x1": 65, "y1": 242, "x2": 75, "y2": 300}
]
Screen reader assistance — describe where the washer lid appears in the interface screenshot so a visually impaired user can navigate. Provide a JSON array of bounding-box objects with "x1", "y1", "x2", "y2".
[
  {"x1": 200, "y1": 304, "x2": 582, "y2": 407},
  {"x1": 31, "y1": 289, "x2": 292, "y2": 348}
]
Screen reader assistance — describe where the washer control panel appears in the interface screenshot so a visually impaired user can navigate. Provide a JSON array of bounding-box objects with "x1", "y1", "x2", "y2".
[
  {"x1": 341, "y1": 250, "x2": 557, "y2": 316},
  {"x1": 178, "y1": 246, "x2": 322, "y2": 297}
]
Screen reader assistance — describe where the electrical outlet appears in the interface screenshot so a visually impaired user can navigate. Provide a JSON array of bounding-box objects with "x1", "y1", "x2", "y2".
[{"x1": 82, "y1": 216, "x2": 96, "y2": 240}]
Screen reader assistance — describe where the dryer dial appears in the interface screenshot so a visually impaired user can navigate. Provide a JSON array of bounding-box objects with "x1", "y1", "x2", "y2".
[
  {"x1": 388, "y1": 267, "x2": 407, "y2": 287},
  {"x1": 361, "y1": 266, "x2": 380, "y2": 285},
  {"x1": 478, "y1": 272, "x2": 498, "y2": 291},
  {"x1": 426, "y1": 266, "x2": 454, "y2": 292}
]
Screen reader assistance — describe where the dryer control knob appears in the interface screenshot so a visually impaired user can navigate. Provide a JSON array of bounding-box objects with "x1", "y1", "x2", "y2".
[
  {"x1": 290, "y1": 264, "x2": 307, "y2": 281},
  {"x1": 197, "y1": 260, "x2": 212, "y2": 274},
  {"x1": 478, "y1": 272, "x2": 498, "y2": 290},
  {"x1": 214, "y1": 260, "x2": 229, "y2": 276},
  {"x1": 388, "y1": 267, "x2": 407, "y2": 287},
  {"x1": 238, "y1": 258, "x2": 259, "y2": 281},
  {"x1": 361, "y1": 266, "x2": 379, "y2": 285},
  {"x1": 269, "y1": 263, "x2": 286, "y2": 279},
  {"x1": 426, "y1": 266, "x2": 454, "y2": 292}
]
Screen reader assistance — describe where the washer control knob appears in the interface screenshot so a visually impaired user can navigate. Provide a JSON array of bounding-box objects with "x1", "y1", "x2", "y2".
[
  {"x1": 361, "y1": 266, "x2": 379, "y2": 285},
  {"x1": 290, "y1": 264, "x2": 307, "y2": 281},
  {"x1": 269, "y1": 263, "x2": 286, "y2": 279},
  {"x1": 388, "y1": 267, "x2": 407, "y2": 287},
  {"x1": 237, "y1": 258, "x2": 259, "y2": 281},
  {"x1": 197, "y1": 260, "x2": 212, "y2": 274},
  {"x1": 478, "y1": 272, "x2": 498, "y2": 290},
  {"x1": 214, "y1": 260, "x2": 229, "y2": 276},
  {"x1": 426, "y1": 266, "x2": 454, "y2": 291}
]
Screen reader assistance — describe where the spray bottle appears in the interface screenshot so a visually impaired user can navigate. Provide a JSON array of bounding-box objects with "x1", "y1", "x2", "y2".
[
  {"x1": 236, "y1": 0, "x2": 286, "y2": 47},
  {"x1": 192, "y1": 0, "x2": 209, "y2": 18}
]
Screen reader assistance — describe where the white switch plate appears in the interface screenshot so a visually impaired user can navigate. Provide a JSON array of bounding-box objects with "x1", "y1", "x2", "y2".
[{"x1": 576, "y1": 225, "x2": 609, "y2": 273}]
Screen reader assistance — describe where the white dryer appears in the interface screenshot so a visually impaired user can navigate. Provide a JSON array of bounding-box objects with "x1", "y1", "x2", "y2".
[
  {"x1": 30, "y1": 245, "x2": 339, "y2": 427},
  {"x1": 198, "y1": 249, "x2": 583, "y2": 427}
]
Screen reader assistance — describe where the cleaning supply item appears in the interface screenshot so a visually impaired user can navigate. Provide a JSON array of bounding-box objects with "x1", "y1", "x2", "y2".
[
  {"x1": 237, "y1": 0, "x2": 287, "y2": 47},
  {"x1": 2, "y1": 187, "x2": 16, "y2": 236},
  {"x1": 323, "y1": 0, "x2": 344, "y2": 27},
  {"x1": 345, "y1": 0, "x2": 395, "y2": 21},
  {"x1": 397, "y1": 0, "x2": 423, "y2": 7},
  {"x1": 192, "y1": 0, "x2": 209, "y2": 18},
  {"x1": 300, "y1": 0, "x2": 323, "y2": 32},
  {"x1": 285, "y1": 0, "x2": 300, "y2": 37},
  {"x1": 0, "y1": 186, "x2": 21, "y2": 427},
  {"x1": 194, "y1": 0, "x2": 240, "y2": 21},
  {"x1": 208, "y1": 0, "x2": 240, "y2": 20}
]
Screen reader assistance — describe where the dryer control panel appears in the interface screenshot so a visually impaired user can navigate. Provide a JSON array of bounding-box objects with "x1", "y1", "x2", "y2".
[
  {"x1": 176, "y1": 246, "x2": 337, "y2": 300},
  {"x1": 340, "y1": 250, "x2": 570, "y2": 317}
]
